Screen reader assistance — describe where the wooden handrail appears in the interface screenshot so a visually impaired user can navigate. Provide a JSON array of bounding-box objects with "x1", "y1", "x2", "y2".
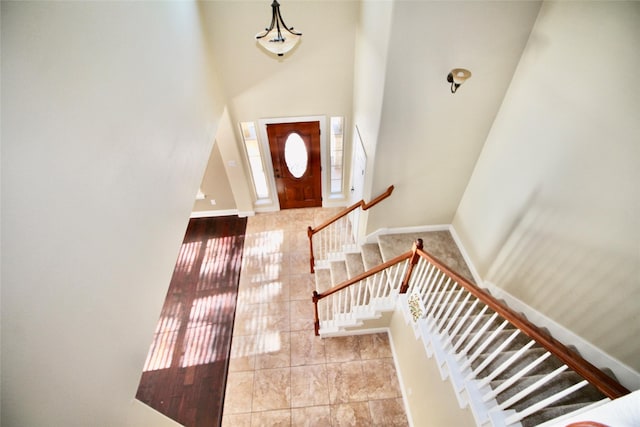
[
  {"x1": 312, "y1": 238, "x2": 631, "y2": 400},
  {"x1": 314, "y1": 250, "x2": 412, "y2": 301},
  {"x1": 312, "y1": 249, "x2": 412, "y2": 336},
  {"x1": 307, "y1": 185, "x2": 394, "y2": 273},
  {"x1": 413, "y1": 247, "x2": 631, "y2": 400},
  {"x1": 309, "y1": 185, "x2": 394, "y2": 236}
]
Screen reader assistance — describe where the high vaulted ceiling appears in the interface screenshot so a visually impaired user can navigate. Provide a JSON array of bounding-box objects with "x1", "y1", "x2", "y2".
[{"x1": 199, "y1": 0, "x2": 542, "y2": 229}]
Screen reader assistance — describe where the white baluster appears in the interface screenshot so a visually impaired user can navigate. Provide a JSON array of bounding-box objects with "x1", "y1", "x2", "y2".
[
  {"x1": 483, "y1": 351, "x2": 552, "y2": 401},
  {"x1": 497, "y1": 365, "x2": 569, "y2": 410},
  {"x1": 452, "y1": 305, "x2": 489, "y2": 353},
  {"x1": 432, "y1": 278, "x2": 455, "y2": 322},
  {"x1": 503, "y1": 379, "x2": 589, "y2": 425},
  {"x1": 477, "y1": 340, "x2": 536, "y2": 389},
  {"x1": 436, "y1": 286, "x2": 464, "y2": 332},
  {"x1": 442, "y1": 292, "x2": 471, "y2": 335},
  {"x1": 447, "y1": 298, "x2": 479, "y2": 343},
  {"x1": 456, "y1": 312, "x2": 499, "y2": 361},
  {"x1": 467, "y1": 329, "x2": 522, "y2": 380},
  {"x1": 460, "y1": 319, "x2": 509, "y2": 370},
  {"x1": 423, "y1": 270, "x2": 446, "y2": 313}
]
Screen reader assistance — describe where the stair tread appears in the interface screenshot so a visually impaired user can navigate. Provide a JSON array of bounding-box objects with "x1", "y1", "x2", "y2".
[
  {"x1": 493, "y1": 371, "x2": 606, "y2": 410},
  {"x1": 345, "y1": 252, "x2": 365, "y2": 278},
  {"x1": 314, "y1": 267, "x2": 332, "y2": 293},
  {"x1": 361, "y1": 243, "x2": 383, "y2": 270},
  {"x1": 313, "y1": 231, "x2": 617, "y2": 427},
  {"x1": 453, "y1": 326, "x2": 528, "y2": 357},
  {"x1": 330, "y1": 260, "x2": 348, "y2": 285},
  {"x1": 520, "y1": 401, "x2": 602, "y2": 427},
  {"x1": 378, "y1": 231, "x2": 475, "y2": 283},
  {"x1": 472, "y1": 347, "x2": 561, "y2": 380}
]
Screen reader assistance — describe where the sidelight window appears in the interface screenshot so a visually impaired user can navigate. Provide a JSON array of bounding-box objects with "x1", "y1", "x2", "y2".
[
  {"x1": 330, "y1": 117, "x2": 344, "y2": 194},
  {"x1": 240, "y1": 122, "x2": 269, "y2": 199}
]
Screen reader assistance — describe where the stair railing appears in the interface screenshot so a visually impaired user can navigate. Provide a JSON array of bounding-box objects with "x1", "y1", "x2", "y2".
[
  {"x1": 307, "y1": 185, "x2": 394, "y2": 273},
  {"x1": 312, "y1": 239, "x2": 421, "y2": 336},
  {"x1": 312, "y1": 239, "x2": 630, "y2": 425}
]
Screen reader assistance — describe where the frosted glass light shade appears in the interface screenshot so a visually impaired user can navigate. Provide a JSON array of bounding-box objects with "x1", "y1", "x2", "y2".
[
  {"x1": 451, "y1": 68, "x2": 472, "y2": 84},
  {"x1": 255, "y1": 28, "x2": 301, "y2": 56}
]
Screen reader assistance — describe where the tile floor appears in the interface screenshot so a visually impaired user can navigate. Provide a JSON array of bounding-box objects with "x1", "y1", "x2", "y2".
[{"x1": 222, "y1": 208, "x2": 409, "y2": 427}]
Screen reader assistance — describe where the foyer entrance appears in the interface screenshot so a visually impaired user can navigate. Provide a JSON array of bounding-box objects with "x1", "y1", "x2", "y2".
[{"x1": 266, "y1": 121, "x2": 322, "y2": 209}]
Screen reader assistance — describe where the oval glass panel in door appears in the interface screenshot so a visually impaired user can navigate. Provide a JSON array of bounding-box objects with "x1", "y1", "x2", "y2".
[{"x1": 284, "y1": 133, "x2": 308, "y2": 178}]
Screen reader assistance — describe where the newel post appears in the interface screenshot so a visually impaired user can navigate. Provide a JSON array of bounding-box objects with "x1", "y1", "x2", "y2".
[
  {"x1": 307, "y1": 226, "x2": 315, "y2": 274},
  {"x1": 312, "y1": 291, "x2": 321, "y2": 336},
  {"x1": 400, "y1": 239, "x2": 423, "y2": 294}
]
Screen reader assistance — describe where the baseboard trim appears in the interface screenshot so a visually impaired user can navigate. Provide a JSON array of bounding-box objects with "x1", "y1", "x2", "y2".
[
  {"x1": 374, "y1": 223, "x2": 640, "y2": 391},
  {"x1": 483, "y1": 280, "x2": 640, "y2": 391},
  {"x1": 190, "y1": 209, "x2": 238, "y2": 218},
  {"x1": 448, "y1": 224, "x2": 484, "y2": 285},
  {"x1": 450, "y1": 223, "x2": 639, "y2": 390},
  {"x1": 386, "y1": 324, "x2": 416, "y2": 427},
  {"x1": 364, "y1": 224, "x2": 450, "y2": 245}
]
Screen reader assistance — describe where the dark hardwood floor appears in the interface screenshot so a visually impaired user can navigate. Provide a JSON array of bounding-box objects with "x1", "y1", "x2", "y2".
[{"x1": 136, "y1": 216, "x2": 247, "y2": 427}]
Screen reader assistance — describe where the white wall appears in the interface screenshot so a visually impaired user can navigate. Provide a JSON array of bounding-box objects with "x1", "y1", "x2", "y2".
[
  {"x1": 193, "y1": 143, "x2": 237, "y2": 212},
  {"x1": 1, "y1": 2, "x2": 225, "y2": 425},
  {"x1": 366, "y1": 1, "x2": 541, "y2": 232},
  {"x1": 351, "y1": 0, "x2": 394, "y2": 186},
  {"x1": 349, "y1": 0, "x2": 395, "y2": 238},
  {"x1": 199, "y1": 1, "x2": 358, "y2": 210},
  {"x1": 453, "y1": 1, "x2": 640, "y2": 374},
  {"x1": 389, "y1": 308, "x2": 476, "y2": 427}
]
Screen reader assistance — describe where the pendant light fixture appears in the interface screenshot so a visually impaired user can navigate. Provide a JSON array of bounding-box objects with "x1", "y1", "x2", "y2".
[{"x1": 255, "y1": 0, "x2": 302, "y2": 57}]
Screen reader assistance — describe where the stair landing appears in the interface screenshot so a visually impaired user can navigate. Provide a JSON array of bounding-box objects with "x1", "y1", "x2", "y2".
[{"x1": 377, "y1": 231, "x2": 475, "y2": 284}]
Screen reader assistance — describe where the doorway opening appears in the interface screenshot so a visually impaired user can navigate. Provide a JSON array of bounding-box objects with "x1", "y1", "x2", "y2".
[{"x1": 266, "y1": 121, "x2": 322, "y2": 209}]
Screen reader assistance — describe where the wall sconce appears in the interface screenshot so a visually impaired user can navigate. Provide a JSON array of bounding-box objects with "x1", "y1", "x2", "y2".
[
  {"x1": 447, "y1": 68, "x2": 472, "y2": 93},
  {"x1": 255, "y1": 0, "x2": 302, "y2": 57}
]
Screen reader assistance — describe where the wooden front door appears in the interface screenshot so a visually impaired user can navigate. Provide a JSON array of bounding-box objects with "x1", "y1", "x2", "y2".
[{"x1": 267, "y1": 121, "x2": 322, "y2": 209}]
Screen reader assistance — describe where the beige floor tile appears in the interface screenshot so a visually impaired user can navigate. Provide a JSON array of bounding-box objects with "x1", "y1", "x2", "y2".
[
  {"x1": 326, "y1": 360, "x2": 368, "y2": 404},
  {"x1": 291, "y1": 364, "x2": 330, "y2": 408},
  {"x1": 291, "y1": 405, "x2": 332, "y2": 427},
  {"x1": 255, "y1": 331, "x2": 290, "y2": 369},
  {"x1": 228, "y1": 334, "x2": 257, "y2": 372},
  {"x1": 252, "y1": 367, "x2": 291, "y2": 411},
  {"x1": 257, "y1": 279, "x2": 290, "y2": 303},
  {"x1": 289, "y1": 273, "x2": 316, "y2": 301},
  {"x1": 358, "y1": 332, "x2": 393, "y2": 360},
  {"x1": 227, "y1": 207, "x2": 409, "y2": 425},
  {"x1": 330, "y1": 402, "x2": 372, "y2": 427},
  {"x1": 290, "y1": 330, "x2": 326, "y2": 366},
  {"x1": 289, "y1": 251, "x2": 311, "y2": 273},
  {"x1": 288, "y1": 230, "x2": 310, "y2": 253},
  {"x1": 224, "y1": 370, "x2": 254, "y2": 414},
  {"x1": 324, "y1": 335, "x2": 360, "y2": 363},
  {"x1": 232, "y1": 303, "x2": 262, "y2": 336},
  {"x1": 369, "y1": 398, "x2": 409, "y2": 426},
  {"x1": 237, "y1": 301, "x2": 289, "y2": 335},
  {"x1": 221, "y1": 412, "x2": 252, "y2": 427},
  {"x1": 362, "y1": 358, "x2": 402, "y2": 400},
  {"x1": 250, "y1": 409, "x2": 291, "y2": 427},
  {"x1": 290, "y1": 299, "x2": 315, "y2": 331},
  {"x1": 237, "y1": 279, "x2": 288, "y2": 305}
]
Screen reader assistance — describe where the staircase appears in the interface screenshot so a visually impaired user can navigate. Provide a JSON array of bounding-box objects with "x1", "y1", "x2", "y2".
[{"x1": 311, "y1": 230, "x2": 630, "y2": 427}]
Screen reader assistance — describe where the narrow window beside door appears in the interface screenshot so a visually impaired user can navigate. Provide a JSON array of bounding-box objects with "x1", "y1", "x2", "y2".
[
  {"x1": 240, "y1": 122, "x2": 269, "y2": 200},
  {"x1": 330, "y1": 117, "x2": 344, "y2": 194}
]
